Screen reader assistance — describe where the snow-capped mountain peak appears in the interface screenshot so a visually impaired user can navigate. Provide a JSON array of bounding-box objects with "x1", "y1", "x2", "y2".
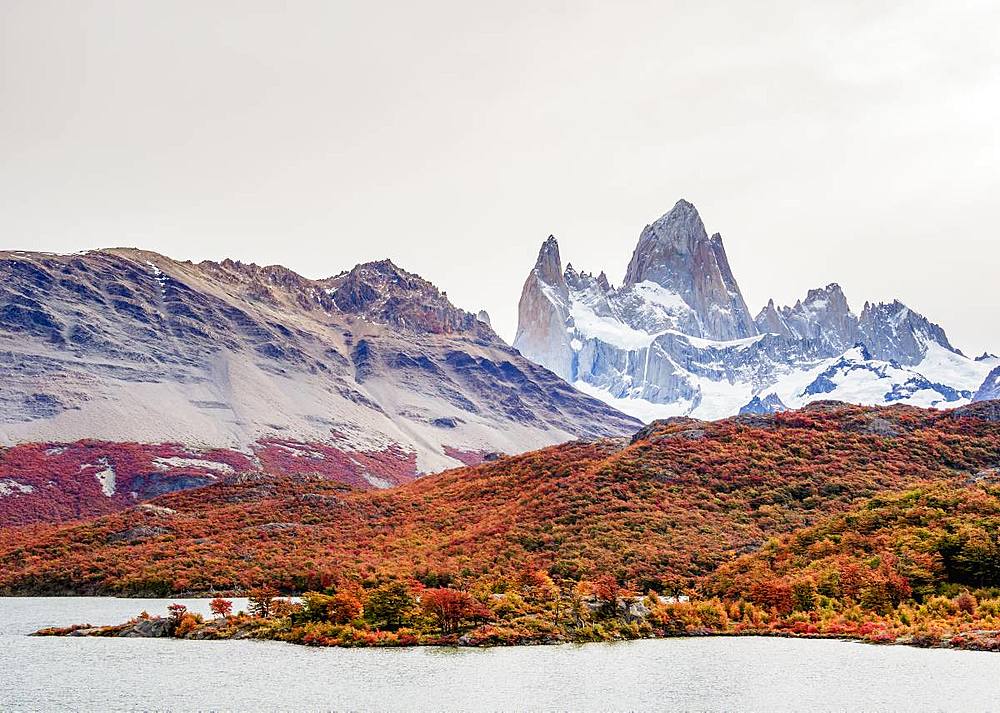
[{"x1": 514, "y1": 200, "x2": 995, "y2": 422}]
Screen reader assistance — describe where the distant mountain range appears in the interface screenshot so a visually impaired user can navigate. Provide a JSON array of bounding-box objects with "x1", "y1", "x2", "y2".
[
  {"x1": 515, "y1": 199, "x2": 998, "y2": 420},
  {"x1": 0, "y1": 248, "x2": 638, "y2": 524}
]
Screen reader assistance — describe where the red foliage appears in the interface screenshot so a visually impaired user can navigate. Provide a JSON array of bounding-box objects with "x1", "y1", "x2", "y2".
[
  {"x1": 420, "y1": 588, "x2": 491, "y2": 633},
  {"x1": 0, "y1": 441, "x2": 254, "y2": 526},
  {"x1": 253, "y1": 438, "x2": 417, "y2": 489},
  {"x1": 209, "y1": 597, "x2": 233, "y2": 618},
  {"x1": 749, "y1": 580, "x2": 794, "y2": 615},
  {"x1": 0, "y1": 436, "x2": 419, "y2": 527},
  {"x1": 1, "y1": 403, "x2": 998, "y2": 601},
  {"x1": 442, "y1": 447, "x2": 492, "y2": 467}
]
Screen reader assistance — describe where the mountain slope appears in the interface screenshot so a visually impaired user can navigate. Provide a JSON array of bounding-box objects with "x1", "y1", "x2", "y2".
[
  {"x1": 514, "y1": 201, "x2": 994, "y2": 420},
  {"x1": 0, "y1": 249, "x2": 639, "y2": 524},
  {"x1": 2, "y1": 401, "x2": 998, "y2": 596},
  {"x1": 975, "y1": 365, "x2": 1000, "y2": 402}
]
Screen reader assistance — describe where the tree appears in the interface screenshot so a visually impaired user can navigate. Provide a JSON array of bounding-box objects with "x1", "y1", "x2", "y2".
[
  {"x1": 591, "y1": 575, "x2": 621, "y2": 616},
  {"x1": 420, "y1": 588, "x2": 491, "y2": 634},
  {"x1": 518, "y1": 569, "x2": 558, "y2": 603},
  {"x1": 166, "y1": 603, "x2": 187, "y2": 623},
  {"x1": 209, "y1": 597, "x2": 233, "y2": 619},
  {"x1": 748, "y1": 579, "x2": 794, "y2": 615},
  {"x1": 364, "y1": 581, "x2": 416, "y2": 631},
  {"x1": 248, "y1": 586, "x2": 279, "y2": 618},
  {"x1": 300, "y1": 591, "x2": 363, "y2": 624},
  {"x1": 328, "y1": 591, "x2": 363, "y2": 624}
]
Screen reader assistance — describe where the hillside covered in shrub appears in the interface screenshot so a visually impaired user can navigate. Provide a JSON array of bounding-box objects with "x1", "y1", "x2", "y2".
[{"x1": 8, "y1": 401, "x2": 1000, "y2": 649}]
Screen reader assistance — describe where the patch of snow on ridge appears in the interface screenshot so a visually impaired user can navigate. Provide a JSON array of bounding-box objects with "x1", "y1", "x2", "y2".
[
  {"x1": 145, "y1": 260, "x2": 168, "y2": 297},
  {"x1": 573, "y1": 380, "x2": 690, "y2": 422},
  {"x1": 631, "y1": 281, "x2": 690, "y2": 314},
  {"x1": 574, "y1": 372, "x2": 755, "y2": 422},
  {"x1": 0, "y1": 479, "x2": 34, "y2": 497},
  {"x1": 664, "y1": 330, "x2": 765, "y2": 351},
  {"x1": 76, "y1": 458, "x2": 118, "y2": 497},
  {"x1": 917, "y1": 341, "x2": 995, "y2": 393},
  {"x1": 774, "y1": 346, "x2": 973, "y2": 411},
  {"x1": 153, "y1": 457, "x2": 234, "y2": 474},
  {"x1": 362, "y1": 473, "x2": 393, "y2": 489},
  {"x1": 569, "y1": 298, "x2": 652, "y2": 351},
  {"x1": 89, "y1": 458, "x2": 116, "y2": 497}
]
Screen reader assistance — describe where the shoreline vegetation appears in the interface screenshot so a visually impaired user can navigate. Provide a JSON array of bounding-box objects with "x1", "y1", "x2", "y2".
[{"x1": 31, "y1": 583, "x2": 1000, "y2": 653}]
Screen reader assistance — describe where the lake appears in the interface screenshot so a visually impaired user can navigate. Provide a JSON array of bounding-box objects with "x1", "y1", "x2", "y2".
[{"x1": 2, "y1": 597, "x2": 999, "y2": 712}]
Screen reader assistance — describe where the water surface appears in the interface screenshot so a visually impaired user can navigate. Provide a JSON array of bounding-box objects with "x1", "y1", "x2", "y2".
[{"x1": 2, "y1": 597, "x2": 998, "y2": 712}]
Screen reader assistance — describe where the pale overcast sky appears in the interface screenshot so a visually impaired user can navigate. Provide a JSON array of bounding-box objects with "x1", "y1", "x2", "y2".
[{"x1": 1, "y1": 1, "x2": 997, "y2": 355}]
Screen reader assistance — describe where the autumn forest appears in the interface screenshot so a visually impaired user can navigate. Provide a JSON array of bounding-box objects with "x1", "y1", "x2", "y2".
[{"x1": 11, "y1": 401, "x2": 1000, "y2": 650}]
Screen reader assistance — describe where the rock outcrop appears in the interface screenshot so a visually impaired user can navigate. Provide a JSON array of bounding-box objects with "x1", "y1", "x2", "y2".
[
  {"x1": 513, "y1": 237, "x2": 575, "y2": 380},
  {"x1": 755, "y1": 283, "x2": 859, "y2": 355},
  {"x1": 974, "y1": 366, "x2": 1000, "y2": 402}
]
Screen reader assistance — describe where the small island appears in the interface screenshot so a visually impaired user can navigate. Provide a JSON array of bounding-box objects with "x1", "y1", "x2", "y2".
[{"x1": 34, "y1": 577, "x2": 1000, "y2": 652}]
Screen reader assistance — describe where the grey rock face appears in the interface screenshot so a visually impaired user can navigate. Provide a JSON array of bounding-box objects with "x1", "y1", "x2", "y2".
[
  {"x1": 754, "y1": 299, "x2": 793, "y2": 339},
  {"x1": 513, "y1": 237, "x2": 575, "y2": 381},
  {"x1": 739, "y1": 392, "x2": 787, "y2": 415},
  {"x1": 122, "y1": 618, "x2": 175, "y2": 638},
  {"x1": 756, "y1": 283, "x2": 859, "y2": 355},
  {"x1": 858, "y1": 300, "x2": 956, "y2": 365},
  {"x1": 623, "y1": 200, "x2": 757, "y2": 340},
  {"x1": 974, "y1": 366, "x2": 1000, "y2": 402}
]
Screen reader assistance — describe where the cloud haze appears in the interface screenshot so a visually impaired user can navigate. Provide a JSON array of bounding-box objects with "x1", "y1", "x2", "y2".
[{"x1": 1, "y1": 0, "x2": 997, "y2": 354}]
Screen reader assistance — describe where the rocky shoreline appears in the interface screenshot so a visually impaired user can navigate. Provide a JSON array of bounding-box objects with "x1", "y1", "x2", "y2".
[{"x1": 33, "y1": 615, "x2": 1000, "y2": 653}]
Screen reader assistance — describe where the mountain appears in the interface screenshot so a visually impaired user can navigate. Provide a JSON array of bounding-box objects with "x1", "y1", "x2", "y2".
[
  {"x1": 0, "y1": 249, "x2": 639, "y2": 525},
  {"x1": 514, "y1": 200, "x2": 995, "y2": 420},
  {"x1": 622, "y1": 199, "x2": 757, "y2": 341}
]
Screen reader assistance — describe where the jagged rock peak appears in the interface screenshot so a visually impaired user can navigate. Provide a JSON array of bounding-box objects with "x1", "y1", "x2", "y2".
[
  {"x1": 739, "y1": 392, "x2": 788, "y2": 415},
  {"x1": 596, "y1": 271, "x2": 611, "y2": 292},
  {"x1": 514, "y1": 237, "x2": 574, "y2": 380},
  {"x1": 624, "y1": 199, "x2": 706, "y2": 287},
  {"x1": 623, "y1": 199, "x2": 757, "y2": 341},
  {"x1": 858, "y1": 300, "x2": 957, "y2": 365},
  {"x1": 533, "y1": 236, "x2": 564, "y2": 286},
  {"x1": 803, "y1": 283, "x2": 849, "y2": 307},
  {"x1": 476, "y1": 310, "x2": 491, "y2": 327},
  {"x1": 322, "y1": 259, "x2": 487, "y2": 336},
  {"x1": 754, "y1": 298, "x2": 792, "y2": 338}
]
